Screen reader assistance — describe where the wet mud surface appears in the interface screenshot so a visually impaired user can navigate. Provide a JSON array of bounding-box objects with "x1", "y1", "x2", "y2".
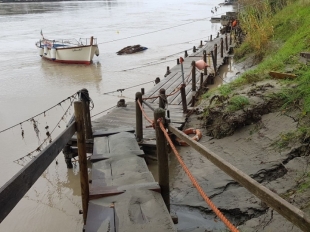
[{"x1": 168, "y1": 77, "x2": 310, "y2": 231}]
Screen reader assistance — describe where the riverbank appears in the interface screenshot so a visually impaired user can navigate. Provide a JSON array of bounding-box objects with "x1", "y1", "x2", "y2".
[
  {"x1": 171, "y1": 66, "x2": 310, "y2": 232},
  {"x1": 170, "y1": 0, "x2": 310, "y2": 231}
]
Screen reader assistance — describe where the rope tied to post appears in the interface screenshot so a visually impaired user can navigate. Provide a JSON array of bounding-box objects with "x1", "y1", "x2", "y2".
[
  {"x1": 136, "y1": 99, "x2": 154, "y2": 128},
  {"x1": 157, "y1": 119, "x2": 239, "y2": 232}
]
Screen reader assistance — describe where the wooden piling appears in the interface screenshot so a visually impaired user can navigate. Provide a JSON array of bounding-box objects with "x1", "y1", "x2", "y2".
[
  {"x1": 80, "y1": 89, "x2": 92, "y2": 139},
  {"x1": 180, "y1": 84, "x2": 187, "y2": 113},
  {"x1": 155, "y1": 77, "x2": 160, "y2": 84},
  {"x1": 74, "y1": 101, "x2": 89, "y2": 225},
  {"x1": 193, "y1": 46, "x2": 196, "y2": 53},
  {"x1": 211, "y1": 51, "x2": 216, "y2": 74},
  {"x1": 200, "y1": 73, "x2": 203, "y2": 90},
  {"x1": 200, "y1": 40, "x2": 203, "y2": 48},
  {"x1": 154, "y1": 108, "x2": 170, "y2": 212},
  {"x1": 185, "y1": 50, "x2": 188, "y2": 57},
  {"x1": 164, "y1": 66, "x2": 171, "y2": 77},
  {"x1": 141, "y1": 88, "x2": 145, "y2": 95},
  {"x1": 203, "y1": 50, "x2": 207, "y2": 75},
  {"x1": 221, "y1": 38, "x2": 224, "y2": 58},
  {"x1": 159, "y1": 88, "x2": 167, "y2": 109},
  {"x1": 135, "y1": 92, "x2": 143, "y2": 142},
  {"x1": 177, "y1": 58, "x2": 180, "y2": 65},
  {"x1": 214, "y1": 44, "x2": 217, "y2": 71},
  {"x1": 191, "y1": 61, "x2": 196, "y2": 107},
  {"x1": 225, "y1": 33, "x2": 228, "y2": 51},
  {"x1": 210, "y1": 34, "x2": 213, "y2": 41}
]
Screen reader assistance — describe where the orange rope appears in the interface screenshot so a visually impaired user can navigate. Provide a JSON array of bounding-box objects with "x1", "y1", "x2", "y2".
[
  {"x1": 136, "y1": 99, "x2": 154, "y2": 125},
  {"x1": 142, "y1": 69, "x2": 193, "y2": 101},
  {"x1": 158, "y1": 119, "x2": 239, "y2": 232}
]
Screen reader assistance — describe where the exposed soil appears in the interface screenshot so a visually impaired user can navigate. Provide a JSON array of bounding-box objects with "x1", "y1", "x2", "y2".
[{"x1": 170, "y1": 61, "x2": 310, "y2": 232}]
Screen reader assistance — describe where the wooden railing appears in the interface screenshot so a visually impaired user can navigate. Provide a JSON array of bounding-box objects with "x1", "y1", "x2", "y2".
[
  {"x1": 0, "y1": 89, "x2": 92, "y2": 224},
  {"x1": 137, "y1": 92, "x2": 310, "y2": 231}
]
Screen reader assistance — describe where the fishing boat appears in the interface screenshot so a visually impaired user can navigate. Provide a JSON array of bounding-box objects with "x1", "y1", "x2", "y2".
[{"x1": 36, "y1": 36, "x2": 99, "y2": 64}]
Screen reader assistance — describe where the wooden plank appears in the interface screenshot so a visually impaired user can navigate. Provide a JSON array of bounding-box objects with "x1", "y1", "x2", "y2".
[
  {"x1": 269, "y1": 71, "x2": 297, "y2": 79},
  {"x1": 87, "y1": 189, "x2": 176, "y2": 232},
  {"x1": 93, "y1": 137, "x2": 109, "y2": 155},
  {"x1": 89, "y1": 185, "x2": 125, "y2": 200},
  {"x1": 91, "y1": 172, "x2": 156, "y2": 195},
  {"x1": 84, "y1": 203, "x2": 115, "y2": 232},
  {"x1": 114, "y1": 189, "x2": 176, "y2": 232},
  {"x1": 90, "y1": 151, "x2": 145, "y2": 162},
  {"x1": 92, "y1": 156, "x2": 150, "y2": 178},
  {"x1": 92, "y1": 126, "x2": 135, "y2": 137},
  {"x1": 0, "y1": 122, "x2": 76, "y2": 223},
  {"x1": 143, "y1": 72, "x2": 180, "y2": 103},
  {"x1": 168, "y1": 124, "x2": 310, "y2": 232}
]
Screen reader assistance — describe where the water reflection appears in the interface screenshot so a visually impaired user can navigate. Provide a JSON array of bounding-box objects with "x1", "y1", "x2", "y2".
[{"x1": 40, "y1": 59, "x2": 103, "y2": 92}]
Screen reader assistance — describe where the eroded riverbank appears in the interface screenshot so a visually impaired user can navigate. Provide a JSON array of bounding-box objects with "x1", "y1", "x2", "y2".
[{"x1": 168, "y1": 58, "x2": 310, "y2": 231}]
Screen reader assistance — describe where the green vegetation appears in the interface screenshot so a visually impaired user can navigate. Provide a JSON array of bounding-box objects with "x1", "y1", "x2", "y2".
[
  {"x1": 226, "y1": 0, "x2": 310, "y2": 114},
  {"x1": 203, "y1": 0, "x2": 310, "y2": 146},
  {"x1": 227, "y1": 95, "x2": 250, "y2": 112}
]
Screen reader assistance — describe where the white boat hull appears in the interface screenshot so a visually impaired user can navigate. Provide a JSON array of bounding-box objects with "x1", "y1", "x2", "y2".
[{"x1": 36, "y1": 37, "x2": 99, "y2": 64}]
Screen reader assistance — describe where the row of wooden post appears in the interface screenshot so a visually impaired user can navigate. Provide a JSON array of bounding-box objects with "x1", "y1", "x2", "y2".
[{"x1": 136, "y1": 32, "x2": 234, "y2": 213}]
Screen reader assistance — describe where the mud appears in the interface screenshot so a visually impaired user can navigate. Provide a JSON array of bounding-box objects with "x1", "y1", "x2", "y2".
[{"x1": 168, "y1": 61, "x2": 310, "y2": 231}]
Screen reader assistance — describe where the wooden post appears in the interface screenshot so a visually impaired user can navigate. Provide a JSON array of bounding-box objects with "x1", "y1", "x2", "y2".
[
  {"x1": 225, "y1": 33, "x2": 228, "y2": 51},
  {"x1": 177, "y1": 58, "x2": 180, "y2": 65},
  {"x1": 135, "y1": 92, "x2": 143, "y2": 142},
  {"x1": 141, "y1": 88, "x2": 145, "y2": 95},
  {"x1": 211, "y1": 51, "x2": 216, "y2": 74},
  {"x1": 159, "y1": 88, "x2": 167, "y2": 109},
  {"x1": 200, "y1": 40, "x2": 203, "y2": 48},
  {"x1": 191, "y1": 61, "x2": 196, "y2": 107},
  {"x1": 155, "y1": 77, "x2": 160, "y2": 84},
  {"x1": 164, "y1": 66, "x2": 171, "y2": 77},
  {"x1": 203, "y1": 50, "x2": 207, "y2": 75},
  {"x1": 154, "y1": 108, "x2": 170, "y2": 212},
  {"x1": 214, "y1": 44, "x2": 217, "y2": 73},
  {"x1": 74, "y1": 101, "x2": 89, "y2": 225},
  {"x1": 193, "y1": 46, "x2": 196, "y2": 53},
  {"x1": 180, "y1": 84, "x2": 187, "y2": 113},
  {"x1": 200, "y1": 73, "x2": 203, "y2": 90},
  {"x1": 217, "y1": 32, "x2": 219, "y2": 38},
  {"x1": 185, "y1": 50, "x2": 188, "y2": 57},
  {"x1": 210, "y1": 34, "x2": 213, "y2": 41},
  {"x1": 80, "y1": 89, "x2": 92, "y2": 139},
  {"x1": 221, "y1": 38, "x2": 224, "y2": 58}
]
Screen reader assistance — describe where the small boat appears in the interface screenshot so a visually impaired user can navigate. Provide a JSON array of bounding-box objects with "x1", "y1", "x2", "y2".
[
  {"x1": 36, "y1": 36, "x2": 99, "y2": 64},
  {"x1": 116, "y1": 45, "x2": 148, "y2": 55}
]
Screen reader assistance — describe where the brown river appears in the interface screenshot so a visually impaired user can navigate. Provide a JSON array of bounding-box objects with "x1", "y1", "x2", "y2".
[{"x1": 0, "y1": 1, "x2": 234, "y2": 231}]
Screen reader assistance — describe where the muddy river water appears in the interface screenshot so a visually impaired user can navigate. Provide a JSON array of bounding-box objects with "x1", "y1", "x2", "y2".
[{"x1": 0, "y1": 1, "x2": 235, "y2": 231}]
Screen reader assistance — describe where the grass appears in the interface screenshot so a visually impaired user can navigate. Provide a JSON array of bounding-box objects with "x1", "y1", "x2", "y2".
[
  {"x1": 227, "y1": 95, "x2": 250, "y2": 112},
  {"x1": 232, "y1": 0, "x2": 310, "y2": 114}
]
